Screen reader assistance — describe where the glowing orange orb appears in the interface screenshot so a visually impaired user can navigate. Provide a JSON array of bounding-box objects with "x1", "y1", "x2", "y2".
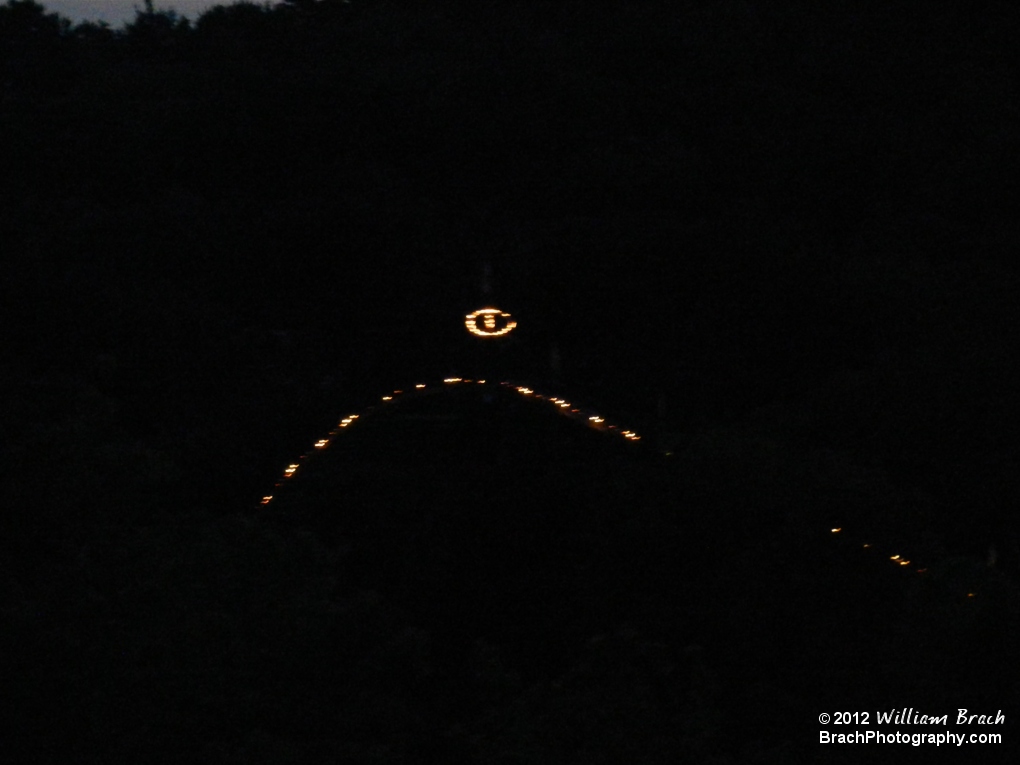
[{"x1": 465, "y1": 307, "x2": 517, "y2": 337}]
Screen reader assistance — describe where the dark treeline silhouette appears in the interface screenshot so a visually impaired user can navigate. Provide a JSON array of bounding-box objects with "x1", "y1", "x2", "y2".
[{"x1": 3, "y1": 1, "x2": 1019, "y2": 761}]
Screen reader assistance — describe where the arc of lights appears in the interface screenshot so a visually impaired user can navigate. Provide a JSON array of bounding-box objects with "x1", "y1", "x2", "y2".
[
  {"x1": 465, "y1": 307, "x2": 517, "y2": 337},
  {"x1": 255, "y1": 379, "x2": 959, "y2": 595}
]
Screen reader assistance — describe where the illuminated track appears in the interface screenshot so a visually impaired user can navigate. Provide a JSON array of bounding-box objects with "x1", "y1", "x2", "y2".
[
  {"x1": 256, "y1": 378, "x2": 972, "y2": 597},
  {"x1": 258, "y1": 378, "x2": 642, "y2": 508}
]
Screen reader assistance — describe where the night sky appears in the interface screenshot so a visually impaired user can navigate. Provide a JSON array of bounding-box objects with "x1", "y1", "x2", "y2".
[
  {"x1": 44, "y1": 0, "x2": 221, "y2": 26},
  {"x1": 3, "y1": 1, "x2": 1018, "y2": 761}
]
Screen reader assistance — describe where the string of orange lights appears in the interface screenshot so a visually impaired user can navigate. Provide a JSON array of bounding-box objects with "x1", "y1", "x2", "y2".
[
  {"x1": 256, "y1": 378, "x2": 973, "y2": 597},
  {"x1": 258, "y1": 378, "x2": 641, "y2": 507}
]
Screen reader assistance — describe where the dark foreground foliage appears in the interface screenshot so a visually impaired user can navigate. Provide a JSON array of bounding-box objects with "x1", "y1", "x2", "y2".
[{"x1": 4, "y1": 379, "x2": 1017, "y2": 763}]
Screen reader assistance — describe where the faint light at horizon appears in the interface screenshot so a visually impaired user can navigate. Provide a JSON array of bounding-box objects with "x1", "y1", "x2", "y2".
[{"x1": 44, "y1": 1, "x2": 221, "y2": 28}]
